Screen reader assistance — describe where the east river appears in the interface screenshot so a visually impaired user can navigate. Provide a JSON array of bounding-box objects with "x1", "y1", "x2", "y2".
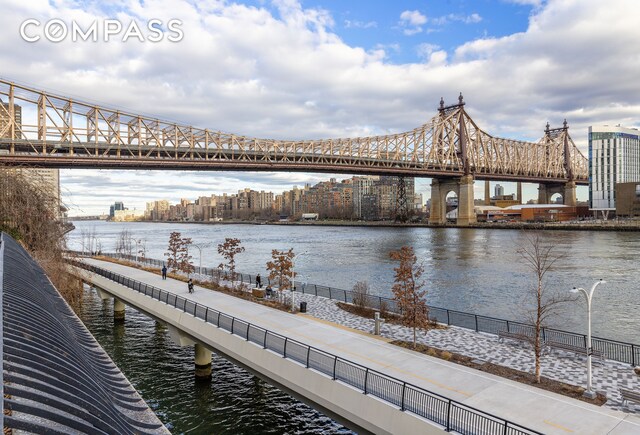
[{"x1": 68, "y1": 221, "x2": 639, "y2": 433}]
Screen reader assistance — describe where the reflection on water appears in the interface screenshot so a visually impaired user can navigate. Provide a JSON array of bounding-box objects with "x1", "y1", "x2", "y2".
[
  {"x1": 69, "y1": 221, "x2": 640, "y2": 343},
  {"x1": 79, "y1": 288, "x2": 353, "y2": 434}
]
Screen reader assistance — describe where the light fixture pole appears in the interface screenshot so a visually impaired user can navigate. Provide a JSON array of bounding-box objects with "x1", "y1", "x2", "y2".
[
  {"x1": 291, "y1": 251, "x2": 308, "y2": 312},
  {"x1": 571, "y1": 279, "x2": 606, "y2": 399},
  {"x1": 191, "y1": 242, "x2": 211, "y2": 272},
  {"x1": 134, "y1": 239, "x2": 142, "y2": 263}
]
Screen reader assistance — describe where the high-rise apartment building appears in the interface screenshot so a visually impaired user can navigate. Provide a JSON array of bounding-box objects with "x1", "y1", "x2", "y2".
[
  {"x1": 1, "y1": 102, "x2": 61, "y2": 218},
  {"x1": 589, "y1": 125, "x2": 640, "y2": 211}
]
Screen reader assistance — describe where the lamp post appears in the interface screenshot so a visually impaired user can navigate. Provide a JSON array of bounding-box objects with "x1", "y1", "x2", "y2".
[
  {"x1": 191, "y1": 242, "x2": 211, "y2": 272},
  {"x1": 134, "y1": 239, "x2": 142, "y2": 263},
  {"x1": 291, "y1": 251, "x2": 308, "y2": 312},
  {"x1": 571, "y1": 279, "x2": 606, "y2": 399}
]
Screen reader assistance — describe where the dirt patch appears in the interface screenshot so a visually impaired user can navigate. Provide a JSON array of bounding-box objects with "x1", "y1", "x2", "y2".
[
  {"x1": 392, "y1": 340, "x2": 607, "y2": 406},
  {"x1": 336, "y1": 301, "x2": 446, "y2": 330}
]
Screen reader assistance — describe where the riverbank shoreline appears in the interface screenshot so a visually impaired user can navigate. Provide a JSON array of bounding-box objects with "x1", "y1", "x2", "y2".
[{"x1": 70, "y1": 218, "x2": 640, "y2": 231}]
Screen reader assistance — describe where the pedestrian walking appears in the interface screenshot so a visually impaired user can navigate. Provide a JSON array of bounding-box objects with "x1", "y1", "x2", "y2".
[
  {"x1": 161, "y1": 264, "x2": 167, "y2": 280},
  {"x1": 188, "y1": 278, "x2": 194, "y2": 294},
  {"x1": 256, "y1": 273, "x2": 262, "y2": 288}
]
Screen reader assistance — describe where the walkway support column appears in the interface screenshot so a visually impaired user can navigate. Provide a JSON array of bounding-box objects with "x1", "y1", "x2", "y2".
[
  {"x1": 113, "y1": 298, "x2": 125, "y2": 323},
  {"x1": 564, "y1": 181, "x2": 577, "y2": 206},
  {"x1": 457, "y1": 175, "x2": 476, "y2": 226},
  {"x1": 195, "y1": 343, "x2": 212, "y2": 380},
  {"x1": 428, "y1": 179, "x2": 445, "y2": 225}
]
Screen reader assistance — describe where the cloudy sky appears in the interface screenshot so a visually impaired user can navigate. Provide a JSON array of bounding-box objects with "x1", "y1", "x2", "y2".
[{"x1": 1, "y1": 0, "x2": 639, "y2": 215}]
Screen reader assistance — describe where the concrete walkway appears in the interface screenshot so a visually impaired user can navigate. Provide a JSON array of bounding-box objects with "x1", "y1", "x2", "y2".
[{"x1": 83, "y1": 258, "x2": 640, "y2": 435}]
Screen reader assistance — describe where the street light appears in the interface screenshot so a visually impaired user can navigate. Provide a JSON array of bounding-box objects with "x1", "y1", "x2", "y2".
[
  {"x1": 570, "y1": 279, "x2": 606, "y2": 399},
  {"x1": 291, "y1": 251, "x2": 308, "y2": 312},
  {"x1": 134, "y1": 239, "x2": 143, "y2": 263},
  {"x1": 191, "y1": 242, "x2": 212, "y2": 271}
]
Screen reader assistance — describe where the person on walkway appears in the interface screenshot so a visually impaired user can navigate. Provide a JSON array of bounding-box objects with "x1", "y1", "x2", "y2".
[
  {"x1": 188, "y1": 278, "x2": 194, "y2": 294},
  {"x1": 161, "y1": 264, "x2": 167, "y2": 280},
  {"x1": 256, "y1": 273, "x2": 262, "y2": 288},
  {"x1": 265, "y1": 285, "x2": 273, "y2": 298}
]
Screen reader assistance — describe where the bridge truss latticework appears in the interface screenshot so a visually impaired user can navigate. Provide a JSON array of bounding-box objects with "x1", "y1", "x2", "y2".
[{"x1": 0, "y1": 80, "x2": 587, "y2": 184}]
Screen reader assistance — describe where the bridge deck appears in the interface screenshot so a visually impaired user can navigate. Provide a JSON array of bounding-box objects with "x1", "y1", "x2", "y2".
[{"x1": 81, "y1": 258, "x2": 639, "y2": 435}]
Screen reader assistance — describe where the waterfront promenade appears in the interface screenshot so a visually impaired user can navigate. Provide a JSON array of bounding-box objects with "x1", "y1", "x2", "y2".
[{"x1": 78, "y1": 258, "x2": 640, "y2": 434}]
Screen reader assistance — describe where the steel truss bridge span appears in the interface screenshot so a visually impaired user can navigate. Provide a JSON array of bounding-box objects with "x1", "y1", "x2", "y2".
[{"x1": 0, "y1": 80, "x2": 587, "y2": 185}]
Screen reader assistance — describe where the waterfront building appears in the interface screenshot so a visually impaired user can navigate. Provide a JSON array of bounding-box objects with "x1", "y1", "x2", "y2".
[
  {"x1": 113, "y1": 208, "x2": 145, "y2": 222},
  {"x1": 109, "y1": 201, "x2": 125, "y2": 218},
  {"x1": 589, "y1": 125, "x2": 640, "y2": 214},
  {"x1": 614, "y1": 182, "x2": 640, "y2": 217}
]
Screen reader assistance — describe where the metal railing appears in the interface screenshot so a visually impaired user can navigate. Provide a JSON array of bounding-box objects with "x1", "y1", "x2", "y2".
[
  {"x1": 70, "y1": 251, "x2": 640, "y2": 367},
  {"x1": 70, "y1": 259, "x2": 540, "y2": 435}
]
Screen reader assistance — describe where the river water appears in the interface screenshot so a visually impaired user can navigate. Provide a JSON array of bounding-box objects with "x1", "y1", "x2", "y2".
[{"x1": 69, "y1": 221, "x2": 639, "y2": 433}]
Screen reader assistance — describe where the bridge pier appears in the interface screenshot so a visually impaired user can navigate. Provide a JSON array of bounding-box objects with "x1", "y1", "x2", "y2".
[
  {"x1": 113, "y1": 298, "x2": 126, "y2": 323},
  {"x1": 429, "y1": 176, "x2": 476, "y2": 226},
  {"x1": 538, "y1": 182, "x2": 576, "y2": 206},
  {"x1": 484, "y1": 180, "x2": 491, "y2": 205}
]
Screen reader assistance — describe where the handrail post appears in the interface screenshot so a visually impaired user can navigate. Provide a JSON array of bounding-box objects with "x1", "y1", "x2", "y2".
[
  {"x1": 263, "y1": 330, "x2": 268, "y2": 349},
  {"x1": 231, "y1": 317, "x2": 235, "y2": 334},
  {"x1": 333, "y1": 357, "x2": 338, "y2": 380},
  {"x1": 363, "y1": 368, "x2": 369, "y2": 394},
  {"x1": 283, "y1": 337, "x2": 288, "y2": 358},
  {"x1": 474, "y1": 315, "x2": 478, "y2": 332},
  {"x1": 446, "y1": 399, "x2": 452, "y2": 431},
  {"x1": 246, "y1": 323, "x2": 250, "y2": 340},
  {"x1": 306, "y1": 347, "x2": 310, "y2": 368},
  {"x1": 401, "y1": 382, "x2": 406, "y2": 411}
]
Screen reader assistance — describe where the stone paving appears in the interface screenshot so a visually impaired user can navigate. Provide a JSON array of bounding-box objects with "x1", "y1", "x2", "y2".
[{"x1": 157, "y1": 266, "x2": 640, "y2": 414}]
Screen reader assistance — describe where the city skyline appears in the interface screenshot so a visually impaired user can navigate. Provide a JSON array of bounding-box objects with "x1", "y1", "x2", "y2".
[{"x1": 1, "y1": 0, "x2": 638, "y2": 214}]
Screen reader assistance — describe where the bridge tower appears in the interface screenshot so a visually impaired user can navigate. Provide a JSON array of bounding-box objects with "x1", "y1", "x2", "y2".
[
  {"x1": 538, "y1": 120, "x2": 577, "y2": 206},
  {"x1": 429, "y1": 94, "x2": 476, "y2": 226}
]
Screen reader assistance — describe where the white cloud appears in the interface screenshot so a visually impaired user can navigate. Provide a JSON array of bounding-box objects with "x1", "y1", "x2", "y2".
[
  {"x1": 344, "y1": 19, "x2": 377, "y2": 29},
  {"x1": 399, "y1": 10, "x2": 427, "y2": 35},
  {"x1": 0, "y1": 0, "x2": 638, "y2": 213},
  {"x1": 430, "y1": 13, "x2": 483, "y2": 26},
  {"x1": 400, "y1": 10, "x2": 427, "y2": 26}
]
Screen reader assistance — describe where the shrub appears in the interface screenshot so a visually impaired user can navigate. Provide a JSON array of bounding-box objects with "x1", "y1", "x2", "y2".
[{"x1": 352, "y1": 281, "x2": 370, "y2": 309}]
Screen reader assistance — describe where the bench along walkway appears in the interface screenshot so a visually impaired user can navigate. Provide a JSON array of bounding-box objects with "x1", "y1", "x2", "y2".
[
  {"x1": 620, "y1": 388, "x2": 640, "y2": 409},
  {"x1": 78, "y1": 258, "x2": 640, "y2": 435},
  {"x1": 497, "y1": 331, "x2": 606, "y2": 361}
]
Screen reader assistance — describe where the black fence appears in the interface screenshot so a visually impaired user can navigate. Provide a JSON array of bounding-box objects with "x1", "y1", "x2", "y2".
[
  {"x1": 70, "y1": 251, "x2": 640, "y2": 367},
  {"x1": 71, "y1": 259, "x2": 540, "y2": 435}
]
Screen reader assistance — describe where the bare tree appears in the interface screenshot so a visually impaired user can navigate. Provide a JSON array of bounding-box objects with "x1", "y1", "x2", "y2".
[
  {"x1": 266, "y1": 248, "x2": 295, "y2": 301},
  {"x1": 517, "y1": 232, "x2": 573, "y2": 383},
  {"x1": 0, "y1": 165, "x2": 83, "y2": 310},
  {"x1": 352, "y1": 280, "x2": 370, "y2": 310},
  {"x1": 136, "y1": 238, "x2": 147, "y2": 260},
  {"x1": 217, "y1": 238, "x2": 245, "y2": 283},
  {"x1": 115, "y1": 229, "x2": 134, "y2": 257},
  {"x1": 390, "y1": 246, "x2": 429, "y2": 348}
]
